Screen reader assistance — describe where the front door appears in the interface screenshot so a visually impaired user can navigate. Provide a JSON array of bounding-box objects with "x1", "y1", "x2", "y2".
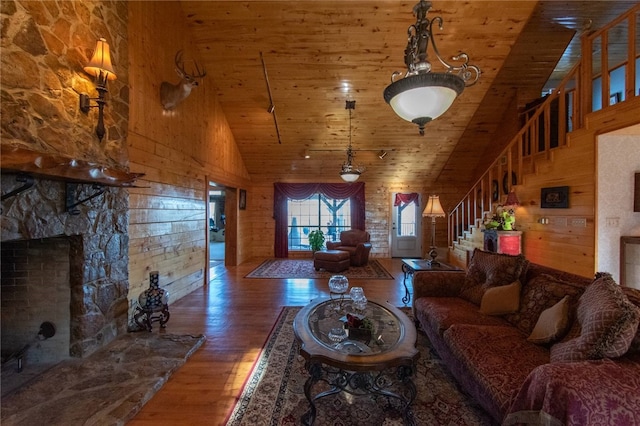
[{"x1": 390, "y1": 193, "x2": 422, "y2": 258}]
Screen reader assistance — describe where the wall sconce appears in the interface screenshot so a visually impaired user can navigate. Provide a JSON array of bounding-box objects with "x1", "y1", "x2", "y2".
[
  {"x1": 80, "y1": 38, "x2": 117, "y2": 142},
  {"x1": 378, "y1": 150, "x2": 388, "y2": 159}
]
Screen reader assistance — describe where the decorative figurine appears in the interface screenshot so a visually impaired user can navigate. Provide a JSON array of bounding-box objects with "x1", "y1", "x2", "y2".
[{"x1": 134, "y1": 271, "x2": 170, "y2": 331}]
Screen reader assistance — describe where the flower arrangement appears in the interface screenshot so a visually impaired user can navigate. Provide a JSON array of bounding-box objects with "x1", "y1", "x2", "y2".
[
  {"x1": 484, "y1": 205, "x2": 516, "y2": 231},
  {"x1": 346, "y1": 313, "x2": 373, "y2": 331},
  {"x1": 345, "y1": 313, "x2": 373, "y2": 343}
]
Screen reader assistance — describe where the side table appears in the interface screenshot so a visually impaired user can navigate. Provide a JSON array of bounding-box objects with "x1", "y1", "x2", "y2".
[{"x1": 401, "y1": 259, "x2": 461, "y2": 304}]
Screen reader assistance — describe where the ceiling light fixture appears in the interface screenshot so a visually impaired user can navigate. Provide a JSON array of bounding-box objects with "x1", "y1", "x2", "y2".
[
  {"x1": 383, "y1": 1, "x2": 480, "y2": 136},
  {"x1": 340, "y1": 100, "x2": 364, "y2": 182}
]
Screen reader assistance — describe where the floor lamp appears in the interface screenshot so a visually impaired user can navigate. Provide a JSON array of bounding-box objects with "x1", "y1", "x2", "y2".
[{"x1": 423, "y1": 195, "x2": 445, "y2": 265}]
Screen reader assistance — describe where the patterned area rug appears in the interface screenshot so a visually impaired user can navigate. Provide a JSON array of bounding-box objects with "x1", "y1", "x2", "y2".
[
  {"x1": 225, "y1": 307, "x2": 495, "y2": 426},
  {"x1": 245, "y1": 259, "x2": 394, "y2": 280}
]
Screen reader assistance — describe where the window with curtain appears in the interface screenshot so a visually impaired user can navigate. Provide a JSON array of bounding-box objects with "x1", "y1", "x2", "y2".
[
  {"x1": 288, "y1": 194, "x2": 351, "y2": 250},
  {"x1": 273, "y1": 182, "x2": 365, "y2": 258},
  {"x1": 394, "y1": 193, "x2": 419, "y2": 237}
]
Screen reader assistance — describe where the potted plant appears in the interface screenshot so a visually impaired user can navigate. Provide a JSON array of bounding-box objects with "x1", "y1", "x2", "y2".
[{"x1": 308, "y1": 229, "x2": 325, "y2": 252}]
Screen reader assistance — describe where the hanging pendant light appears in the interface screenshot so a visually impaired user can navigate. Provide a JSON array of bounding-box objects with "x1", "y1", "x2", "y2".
[
  {"x1": 384, "y1": 1, "x2": 480, "y2": 135},
  {"x1": 340, "y1": 100, "x2": 364, "y2": 182}
]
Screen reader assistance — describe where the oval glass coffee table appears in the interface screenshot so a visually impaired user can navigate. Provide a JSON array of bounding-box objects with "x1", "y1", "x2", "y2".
[{"x1": 293, "y1": 297, "x2": 419, "y2": 425}]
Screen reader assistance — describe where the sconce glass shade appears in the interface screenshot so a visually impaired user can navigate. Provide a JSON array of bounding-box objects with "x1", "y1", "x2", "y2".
[
  {"x1": 84, "y1": 38, "x2": 117, "y2": 81},
  {"x1": 422, "y1": 195, "x2": 445, "y2": 218}
]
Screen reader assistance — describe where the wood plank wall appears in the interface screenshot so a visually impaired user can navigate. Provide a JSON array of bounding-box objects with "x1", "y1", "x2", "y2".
[
  {"x1": 249, "y1": 181, "x2": 431, "y2": 260},
  {"x1": 125, "y1": 2, "x2": 639, "y2": 311},
  {"x1": 126, "y1": 2, "x2": 251, "y2": 308},
  {"x1": 508, "y1": 97, "x2": 640, "y2": 277}
]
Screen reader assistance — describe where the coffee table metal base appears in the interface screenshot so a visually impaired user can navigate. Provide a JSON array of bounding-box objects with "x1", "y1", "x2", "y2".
[{"x1": 301, "y1": 361, "x2": 417, "y2": 426}]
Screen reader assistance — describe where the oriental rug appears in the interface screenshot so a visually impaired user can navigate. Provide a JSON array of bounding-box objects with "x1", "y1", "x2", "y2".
[
  {"x1": 245, "y1": 259, "x2": 394, "y2": 280},
  {"x1": 225, "y1": 307, "x2": 495, "y2": 426}
]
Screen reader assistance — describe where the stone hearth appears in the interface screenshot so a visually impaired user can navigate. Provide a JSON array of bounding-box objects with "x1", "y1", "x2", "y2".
[
  {"x1": 1, "y1": 174, "x2": 130, "y2": 366},
  {"x1": 1, "y1": 332, "x2": 206, "y2": 425}
]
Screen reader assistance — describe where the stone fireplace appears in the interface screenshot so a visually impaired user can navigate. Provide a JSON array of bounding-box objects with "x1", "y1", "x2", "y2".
[{"x1": 1, "y1": 174, "x2": 130, "y2": 370}]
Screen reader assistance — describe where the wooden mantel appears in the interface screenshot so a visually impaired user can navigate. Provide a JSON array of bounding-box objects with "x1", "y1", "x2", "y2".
[{"x1": 1, "y1": 146, "x2": 144, "y2": 187}]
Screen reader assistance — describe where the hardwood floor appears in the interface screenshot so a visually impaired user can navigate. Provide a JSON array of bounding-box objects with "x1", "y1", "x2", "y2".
[{"x1": 128, "y1": 258, "x2": 410, "y2": 425}]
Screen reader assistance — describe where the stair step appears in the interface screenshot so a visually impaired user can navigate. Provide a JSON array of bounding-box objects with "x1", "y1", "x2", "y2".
[{"x1": 449, "y1": 246, "x2": 470, "y2": 269}]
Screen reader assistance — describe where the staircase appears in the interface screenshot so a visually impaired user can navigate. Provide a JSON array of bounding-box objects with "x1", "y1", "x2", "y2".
[{"x1": 446, "y1": 4, "x2": 640, "y2": 270}]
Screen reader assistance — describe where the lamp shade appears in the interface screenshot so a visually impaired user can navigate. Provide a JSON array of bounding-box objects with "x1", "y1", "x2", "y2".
[
  {"x1": 505, "y1": 190, "x2": 520, "y2": 207},
  {"x1": 422, "y1": 195, "x2": 445, "y2": 217},
  {"x1": 84, "y1": 38, "x2": 117, "y2": 81}
]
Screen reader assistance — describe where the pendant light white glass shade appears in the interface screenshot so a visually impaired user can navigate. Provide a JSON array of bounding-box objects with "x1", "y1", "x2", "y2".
[
  {"x1": 340, "y1": 169, "x2": 361, "y2": 182},
  {"x1": 383, "y1": 0, "x2": 479, "y2": 135},
  {"x1": 384, "y1": 73, "x2": 464, "y2": 133}
]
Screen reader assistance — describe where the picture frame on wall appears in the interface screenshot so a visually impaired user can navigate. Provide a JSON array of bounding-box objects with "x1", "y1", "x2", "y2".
[
  {"x1": 239, "y1": 189, "x2": 246, "y2": 210},
  {"x1": 634, "y1": 173, "x2": 640, "y2": 212},
  {"x1": 541, "y1": 186, "x2": 569, "y2": 208}
]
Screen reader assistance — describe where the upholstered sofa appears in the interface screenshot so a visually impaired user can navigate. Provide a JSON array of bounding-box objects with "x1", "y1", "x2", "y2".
[
  {"x1": 326, "y1": 229, "x2": 372, "y2": 266},
  {"x1": 413, "y1": 249, "x2": 640, "y2": 425}
]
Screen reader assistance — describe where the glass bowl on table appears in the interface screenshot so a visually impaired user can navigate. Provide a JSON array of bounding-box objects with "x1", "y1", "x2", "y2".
[
  {"x1": 328, "y1": 275, "x2": 349, "y2": 310},
  {"x1": 328, "y1": 275, "x2": 349, "y2": 294}
]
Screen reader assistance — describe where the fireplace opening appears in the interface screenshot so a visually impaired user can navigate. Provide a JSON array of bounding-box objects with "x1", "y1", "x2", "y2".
[{"x1": 1, "y1": 236, "x2": 72, "y2": 396}]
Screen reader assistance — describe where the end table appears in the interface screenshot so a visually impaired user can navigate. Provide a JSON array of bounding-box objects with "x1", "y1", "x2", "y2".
[{"x1": 401, "y1": 259, "x2": 461, "y2": 304}]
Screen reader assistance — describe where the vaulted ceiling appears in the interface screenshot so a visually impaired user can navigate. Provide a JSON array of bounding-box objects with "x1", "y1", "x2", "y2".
[{"x1": 179, "y1": 1, "x2": 636, "y2": 187}]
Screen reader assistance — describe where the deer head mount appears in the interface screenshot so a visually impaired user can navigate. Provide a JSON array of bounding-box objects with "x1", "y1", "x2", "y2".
[{"x1": 160, "y1": 50, "x2": 207, "y2": 110}]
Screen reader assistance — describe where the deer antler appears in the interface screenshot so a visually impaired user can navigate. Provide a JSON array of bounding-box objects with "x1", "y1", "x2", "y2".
[{"x1": 174, "y1": 50, "x2": 207, "y2": 80}]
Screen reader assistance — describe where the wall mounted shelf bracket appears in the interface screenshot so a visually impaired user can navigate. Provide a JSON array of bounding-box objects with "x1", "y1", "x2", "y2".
[
  {"x1": 66, "y1": 183, "x2": 105, "y2": 215},
  {"x1": 1, "y1": 173, "x2": 35, "y2": 201}
]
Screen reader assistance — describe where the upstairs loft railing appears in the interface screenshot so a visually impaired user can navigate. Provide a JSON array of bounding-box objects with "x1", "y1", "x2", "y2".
[{"x1": 448, "y1": 4, "x2": 639, "y2": 249}]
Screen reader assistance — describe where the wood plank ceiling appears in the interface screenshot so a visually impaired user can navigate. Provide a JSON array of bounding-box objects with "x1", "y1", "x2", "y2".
[{"x1": 179, "y1": 1, "x2": 637, "y2": 186}]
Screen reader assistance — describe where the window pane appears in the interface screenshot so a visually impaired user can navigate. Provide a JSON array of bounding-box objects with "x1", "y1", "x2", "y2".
[
  {"x1": 288, "y1": 195, "x2": 318, "y2": 250},
  {"x1": 397, "y1": 202, "x2": 417, "y2": 236},
  {"x1": 610, "y1": 65, "x2": 626, "y2": 104},
  {"x1": 287, "y1": 194, "x2": 351, "y2": 250}
]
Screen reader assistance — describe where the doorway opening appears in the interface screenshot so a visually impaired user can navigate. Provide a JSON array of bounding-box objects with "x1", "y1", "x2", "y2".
[
  {"x1": 209, "y1": 184, "x2": 226, "y2": 272},
  {"x1": 390, "y1": 192, "x2": 422, "y2": 258}
]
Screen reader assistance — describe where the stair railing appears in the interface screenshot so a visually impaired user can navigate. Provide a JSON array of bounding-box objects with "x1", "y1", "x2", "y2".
[{"x1": 447, "y1": 3, "x2": 639, "y2": 252}]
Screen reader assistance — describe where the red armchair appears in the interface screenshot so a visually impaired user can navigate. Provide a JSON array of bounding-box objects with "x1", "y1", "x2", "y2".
[{"x1": 326, "y1": 229, "x2": 372, "y2": 266}]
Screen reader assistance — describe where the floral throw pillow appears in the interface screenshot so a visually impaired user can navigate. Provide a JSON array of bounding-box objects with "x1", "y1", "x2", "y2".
[
  {"x1": 458, "y1": 249, "x2": 528, "y2": 306},
  {"x1": 551, "y1": 273, "x2": 640, "y2": 362},
  {"x1": 621, "y1": 286, "x2": 640, "y2": 354}
]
